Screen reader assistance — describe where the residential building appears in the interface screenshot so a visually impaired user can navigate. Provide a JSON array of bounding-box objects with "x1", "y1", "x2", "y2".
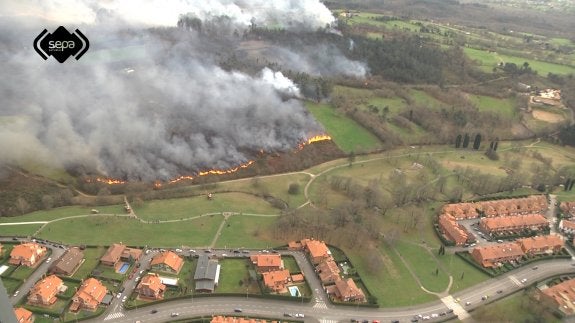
[
  {"x1": 560, "y1": 202, "x2": 575, "y2": 218},
  {"x1": 316, "y1": 259, "x2": 341, "y2": 284},
  {"x1": 250, "y1": 254, "x2": 283, "y2": 273},
  {"x1": 150, "y1": 251, "x2": 184, "y2": 274},
  {"x1": 49, "y1": 247, "x2": 84, "y2": 276},
  {"x1": 479, "y1": 214, "x2": 548, "y2": 234},
  {"x1": 559, "y1": 219, "x2": 575, "y2": 234},
  {"x1": 261, "y1": 269, "x2": 291, "y2": 293},
  {"x1": 326, "y1": 278, "x2": 365, "y2": 302},
  {"x1": 438, "y1": 214, "x2": 469, "y2": 246},
  {"x1": 9, "y1": 243, "x2": 47, "y2": 267},
  {"x1": 302, "y1": 239, "x2": 332, "y2": 264},
  {"x1": 100, "y1": 243, "x2": 142, "y2": 268},
  {"x1": 14, "y1": 307, "x2": 34, "y2": 323},
  {"x1": 441, "y1": 202, "x2": 479, "y2": 220},
  {"x1": 70, "y1": 278, "x2": 108, "y2": 312},
  {"x1": 538, "y1": 278, "x2": 575, "y2": 316},
  {"x1": 27, "y1": 275, "x2": 64, "y2": 306},
  {"x1": 471, "y1": 243, "x2": 525, "y2": 268},
  {"x1": 291, "y1": 273, "x2": 305, "y2": 283},
  {"x1": 517, "y1": 235, "x2": 564, "y2": 256},
  {"x1": 136, "y1": 273, "x2": 165, "y2": 300},
  {"x1": 193, "y1": 255, "x2": 220, "y2": 293}
]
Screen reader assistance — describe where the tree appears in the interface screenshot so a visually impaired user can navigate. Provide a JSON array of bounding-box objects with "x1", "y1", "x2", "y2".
[
  {"x1": 41, "y1": 195, "x2": 55, "y2": 209},
  {"x1": 565, "y1": 179, "x2": 571, "y2": 191},
  {"x1": 348, "y1": 151, "x2": 356, "y2": 167},
  {"x1": 462, "y1": 133, "x2": 470, "y2": 148},
  {"x1": 455, "y1": 134, "x2": 462, "y2": 148},
  {"x1": 493, "y1": 139, "x2": 499, "y2": 151},
  {"x1": 288, "y1": 183, "x2": 300, "y2": 195},
  {"x1": 473, "y1": 133, "x2": 482, "y2": 150}
]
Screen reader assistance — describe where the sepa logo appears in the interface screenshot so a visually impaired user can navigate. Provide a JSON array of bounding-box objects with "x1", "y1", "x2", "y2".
[{"x1": 34, "y1": 26, "x2": 89, "y2": 63}]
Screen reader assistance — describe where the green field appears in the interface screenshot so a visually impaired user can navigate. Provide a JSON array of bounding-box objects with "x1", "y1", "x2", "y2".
[
  {"x1": 215, "y1": 215, "x2": 281, "y2": 248},
  {"x1": 469, "y1": 94, "x2": 517, "y2": 118},
  {"x1": 347, "y1": 244, "x2": 437, "y2": 306},
  {"x1": 72, "y1": 247, "x2": 107, "y2": 279},
  {"x1": 0, "y1": 224, "x2": 43, "y2": 237},
  {"x1": 282, "y1": 256, "x2": 301, "y2": 274},
  {"x1": 36, "y1": 215, "x2": 223, "y2": 247},
  {"x1": 1, "y1": 278, "x2": 22, "y2": 294},
  {"x1": 0, "y1": 205, "x2": 124, "y2": 223},
  {"x1": 394, "y1": 241, "x2": 450, "y2": 293},
  {"x1": 216, "y1": 258, "x2": 260, "y2": 294},
  {"x1": 464, "y1": 47, "x2": 575, "y2": 75},
  {"x1": 133, "y1": 192, "x2": 278, "y2": 221},
  {"x1": 471, "y1": 290, "x2": 561, "y2": 322},
  {"x1": 305, "y1": 102, "x2": 382, "y2": 153}
]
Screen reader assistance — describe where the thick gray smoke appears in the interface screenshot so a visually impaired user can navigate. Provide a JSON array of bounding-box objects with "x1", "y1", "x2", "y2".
[{"x1": 0, "y1": 0, "x2": 338, "y2": 181}]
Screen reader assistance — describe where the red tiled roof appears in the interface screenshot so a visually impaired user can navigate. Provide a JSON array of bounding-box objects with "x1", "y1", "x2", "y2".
[
  {"x1": 471, "y1": 243, "x2": 524, "y2": 267},
  {"x1": 28, "y1": 275, "x2": 63, "y2": 305},
  {"x1": 100, "y1": 244, "x2": 125, "y2": 264},
  {"x1": 250, "y1": 254, "x2": 282, "y2": 268},
  {"x1": 542, "y1": 278, "x2": 575, "y2": 315},
  {"x1": 480, "y1": 214, "x2": 548, "y2": 231},
  {"x1": 73, "y1": 278, "x2": 108, "y2": 309},
  {"x1": 262, "y1": 270, "x2": 290, "y2": 291},
  {"x1": 517, "y1": 235, "x2": 564, "y2": 253},
  {"x1": 151, "y1": 251, "x2": 184, "y2": 273},
  {"x1": 304, "y1": 240, "x2": 331, "y2": 260},
  {"x1": 438, "y1": 214, "x2": 468, "y2": 245},
  {"x1": 14, "y1": 307, "x2": 33, "y2": 323}
]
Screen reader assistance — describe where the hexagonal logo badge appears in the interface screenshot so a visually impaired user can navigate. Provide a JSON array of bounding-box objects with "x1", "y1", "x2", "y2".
[{"x1": 34, "y1": 26, "x2": 89, "y2": 63}]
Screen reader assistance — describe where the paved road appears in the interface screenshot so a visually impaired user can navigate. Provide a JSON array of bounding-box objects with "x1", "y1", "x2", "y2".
[{"x1": 87, "y1": 257, "x2": 575, "y2": 323}]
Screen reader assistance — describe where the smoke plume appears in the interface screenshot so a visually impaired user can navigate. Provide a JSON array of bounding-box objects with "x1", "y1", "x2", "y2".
[{"x1": 0, "y1": 0, "x2": 342, "y2": 181}]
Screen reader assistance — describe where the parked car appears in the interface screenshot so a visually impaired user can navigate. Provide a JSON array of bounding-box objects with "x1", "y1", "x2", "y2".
[
  {"x1": 465, "y1": 301, "x2": 472, "y2": 306},
  {"x1": 116, "y1": 293, "x2": 122, "y2": 299},
  {"x1": 532, "y1": 266, "x2": 538, "y2": 270},
  {"x1": 170, "y1": 313, "x2": 179, "y2": 317},
  {"x1": 234, "y1": 308, "x2": 242, "y2": 313},
  {"x1": 521, "y1": 278, "x2": 528, "y2": 283},
  {"x1": 122, "y1": 296, "x2": 127, "y2": 302},
  {"x1": 150, "y1": 309, "x2": 158, "y2": 314},
  {"x1": 295, "y1": 313, "x2": 305, "y2": 318},
  {"x1": 497, "y1": 290, "x2": 503, "y2": 294},
  {"x1": 12, "y1": 290, "x2": 19, "y2": 297}
]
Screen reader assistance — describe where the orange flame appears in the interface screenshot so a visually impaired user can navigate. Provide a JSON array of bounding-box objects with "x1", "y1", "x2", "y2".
[{"x1": 90, "y1": 134, "x2": 331, "y2": 186}]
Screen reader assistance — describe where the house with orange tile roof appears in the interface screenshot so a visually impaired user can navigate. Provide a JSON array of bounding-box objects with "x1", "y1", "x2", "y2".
[
  {"x1": 302, "y1": 239, "x2": 332, "y2": 264},
  {"x1": 14, "y1": 307, "x2": 34, "y2": 323},
  {"x1": 471, "y1": 243, "x2": 525, "y2": 268},
  {"x1": 441, "y1": 203, "x2": 479, "y2": 220},
  {"x1": 100, "y1": 243, "x2": 142, "y2": 269},
  {"x1": 9, "y1": 243, "x2": 47, "y2": 267},
  {"x1": 560, "y1": 202, "x2": 575, "y2": 218},
  {"x1": 560, "y1": 219, "x2": 575, "y2": 234},
  {"x1": 70, "y1": 278, "x2": 108, "y2": 312},
  {"x1": 150, "y1": 251, "x2": 184, "y2": 274},
  {"x1": 250, "y1": 254, "x2": 283, "y2": 273},
  {"x1": 326, "y1": 278, "x2": 365, "y2": 302},
  {"x1": 316, "y1": 259, "x2": 341, "y2": 284},
  {"x1": 291, "y1": 274, "x2": 305, "y2": 283},
  {"x1": 438, "y1": 214, "x2": 469, "y2": 246},
  {"x1": 136, "y1": 273, "x2": 165, "y2": 300},
  {"x1": 479, "y1": 214, "x2": 548, "y2": 234},
  {"x1": 262, "y1": 269, "x2": 291, "y2": 293},
  {"x1": 537, "y1": 277, "x2": 575, "y2": 316},
  {"x1": 27, "y1": 275, "x2": 64, "y2": 306},
  {"x1": 517, "y1": 235, "x2": 564, "y2": 256}
]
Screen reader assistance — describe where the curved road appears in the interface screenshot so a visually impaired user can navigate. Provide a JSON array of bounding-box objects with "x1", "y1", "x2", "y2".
[{"x1": 86, "y1": 258, "x2": 575, "y2": 323}]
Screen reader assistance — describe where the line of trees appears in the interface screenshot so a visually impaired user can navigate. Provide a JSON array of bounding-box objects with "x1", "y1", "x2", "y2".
[{"x1": 454, "y1": 133, "x2": 482, "y2": 150}]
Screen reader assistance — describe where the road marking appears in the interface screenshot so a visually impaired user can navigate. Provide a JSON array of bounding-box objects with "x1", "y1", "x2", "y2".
[
  {"x1": 509, "y1": 275, "x2": 522, "y2": 286},
  {"x1": 319, "y1": 320, "x2": 338, "y2": 323},
  {"x1": 441, "y1": 295, "x2": 470, "y2": 320},
  {"x1": 104, "y1": 312, "x2": 125, "y2": 321},
  {"x1": 313, "y1": 301, "x2": 328, "y2": 309}
]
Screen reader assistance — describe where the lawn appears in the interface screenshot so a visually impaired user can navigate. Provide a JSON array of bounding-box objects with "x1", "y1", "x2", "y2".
[
  {"x1": 1, "y1": 277, "x2": 22, "y2": 294},
  {"x1": 216, "y1": 258, "x2": 260, "y2": 294},
  {"x1": 213, "y1": 173, "x2": 310, "y2": 209},
  {"x1": 468, "y1": 94, "x2": 517, "y2": 119},
  {"x1": 305, "y1": 102, "x2": 382, "y2": 153},
  {"x1": 72, "y1": 247, "x2": 107, "y2": 280},
  {"x1": 10, "y1": 264, "x2": 39, "y2": 280},
  {"x1": 93, "y1": 262, "x2": 129, "y2": 281},
  {"x1": 346, "y1": 244, "x2": 437, "y2": 307},
  {"x1": 471, "y1": 290, "x2": 561, "y2": 322},
  {"x1": 0, "y1": 205, "x2": 124, "y2": 223},
  {"x1": 133, "y1": 192, "x2": 278, "y2": 221},
  {"x1": 25, "y1": 298, "x2": 70, "y2": 316},
  {"x1": 435, "y1": 251, "x2": 490, "y2": 292},
  {"x1": 215, "y1": 214, "x2": 281, "y2": 249},
  {"x1": 36, "y1": 214, "x2": 223, "y2": 247},
  {"x1": 0, "y1": 224, "x2": 43, "y2": 237},
  {"x1": 282, "y1": 256, "x2": 301, "y2": 274},
  {"x1": 63, "y1": 308, "x2": 105, "y2": 322},
  {"x1": 394, "y1": 240, "x2": 451, "y2": 293}
]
